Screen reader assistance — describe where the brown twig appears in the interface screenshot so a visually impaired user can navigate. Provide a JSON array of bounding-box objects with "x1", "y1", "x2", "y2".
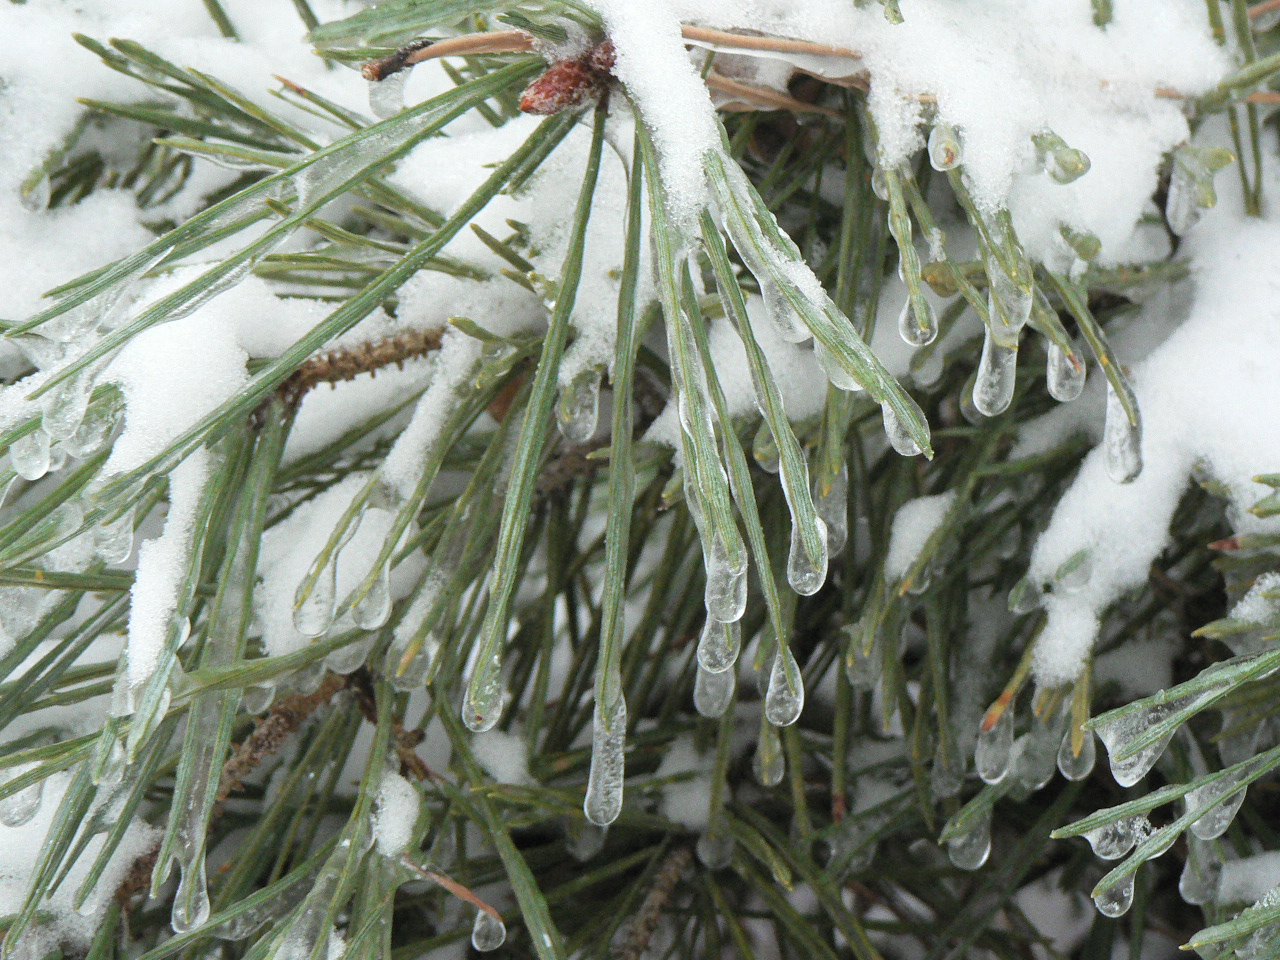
[
  {"x1": 706, "y1": 72, "x2": 843, "y2": 118},
  {"x1": 1251, "y1": 0, "x2": 1280, "y2": 19},
  {"x1": 399, "y1": 856, "x2": 503, "y2": 920},
  {"x1": 613, "y1": 846, "x2": 693, "y2": 960},
  {"x1": 278, "y1": 327, "x2": 444, "y2": 409},
  {"x1": 361, "y1": 31, "x2": 534, "y2": 82}
]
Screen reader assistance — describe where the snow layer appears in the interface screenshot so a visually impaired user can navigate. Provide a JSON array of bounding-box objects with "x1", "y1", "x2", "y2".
[
  {"x1": 885, "y1": 492, "x2": 956, "y2": 582},
  {"x1": 373, "y1": 770, "x2": 420, "y2": 857}
]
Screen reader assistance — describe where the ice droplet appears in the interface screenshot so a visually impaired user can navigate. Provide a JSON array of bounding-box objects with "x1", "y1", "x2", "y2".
[
  {"x1": 352, "y1": 561, "x2": 392, "y2": 630},
  {"x1": 584, "y1": 696, "x2": 626, "y2": 827},
  {"x1": 471, "y1": 911, "x2": 506, "y2": 952},
  {"x1": 41, "y1": 375, "x2": 93, "y2": 442},
  {"x1": 171, "y1": 858, "x2": 211, "y2": 934},
  {"x1": 946, "y1": 808, "x2": 992, "y2": 870},
  {"x1": 976, "y1": 712, "x2": 1014, "y2": 784},
  {"x1": 326, "y1": 637, "x2": 374, "y2": 675},
  {"x1": 787, "y1": 517, "x2": 828, "y2": 596},
  {"x1": 293, "y1": 560, "x2": 337, "y2": 638},
  {"x1": 1082, "y1": 815, "x2": 1149, "y2": 860},
  {"x1": 1178, "y1": 835, "x2": 1221, "y2": 905},
  {"x1": 703, "y1": 533, "x2": 747, "y2": 624},
  {"x1": 94, "y1": 507, "x2": 135, "y2": 564},
  {"x1": 753, "y1": 722, "x2": 785, "y2": 786},
  {"x1": 881, "y1": 403, "x2": 922, "y2": 457},
  {"x1": 10, "y1": 429, "x2": 51, "y2": 481},
  {"x1": 64, "y1": 390, "x2": 122, "y2": 458},
  {"x1": 693, "y1": 663, "x2": 736, "y2": 718},
  {"x1": 931, "y1": 741, "x2": 965, "y2": 799},
  {"x1": 0, "y1": 775, "x2": 42, "y2": 827},
  {"x1": 1092, "y1": 873, "x2": 1135, "y2": 918},
  {"x1": 1104, "y1": 383, "x2": 1142, "y2": 483},
  {"x1": 752, "y1": 421, "x2": 780, "y2": 473},
  {"x1": 463, "y1": 651, "x2": 505, "y2": 733},
  {"x1": 1041, "y1": 142, "x2": 1091, "y2": 185},
  {"x1": 1046, "y1": 343, "x2": 1086, "y2": 402},
  {"x1": 556, "y1": 367, "x2": 602, "y2": 444},
  {"x1": 927, "y1": 123, "x2": 962, "y2": 171},
  {"x1": 897, "y1": 295, "x2": 938, "y2": 348},
  {"x1": 696, "y1": 830, "x2": 734, "y2": 869},
  {"x1": 241, "y1": 683, "x2": 275, "y2": 714},
  {"x1": 367, "y1": 72, "x2": 407, "y2": 119},
  {"x1": 815, "y1": 340, "x2": 865, "y2": 393},
  {"x1": 1166, "y1": 158, "x2": 1201, "y2": 236},
  {"x1": 1054, "y1": 550, "x2": 1092, "y2": 594},
  {"x1": 1094, "y1": 699, "x2": 1185, "y2": 787},
  {"x1": 844, "y1": 630, "x2": 880, "y2": 691},
  {"x1": 697, "y1": 618, "x2": 741, "y2": 674},
  {"x1": 986, "y1": 257, "x2": 1033, "y2": 338},
  {"x1": 765, "y1": 646, "x2": 804, "y2": 726},
  {"x1": 972, "y1": 329, "x2": 1017, "y2": 417},
  {"x1": 760, "y1": 280, "x2": 810, "y2": 344},
  {"x1": 1057, "y1": 727, "x2": 1096, "y2": 781},
  {"x1": 388, "y1": 631, "x2": 439, "y2": 692},
  {"x1": 813, "y1": 461, "x2": 848, "y2": 556},
  {"x1": 1187, "y1": 779, "x2": 1247, "y2": 841},
  {"x1": 566, "y1": 819, "x2": 607, "y2": 861}
]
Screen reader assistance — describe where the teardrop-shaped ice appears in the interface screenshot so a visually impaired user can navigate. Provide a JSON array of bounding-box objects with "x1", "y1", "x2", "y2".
[
  {"x1": 897, "y1": 296, "x2": 938, "y2": 348},
  {"x1": 760, "y1": 280, "x2": 811, "y2": 344},
  {"x1": 946, "y1": 808, "x2": 992, "y2": 870},
  {"x1": 1057, "y1": 727, "x2": 1096, "y2": 781},
  {"x1": 813, "y1": 461, "x2": 848, "y2": 556},
  {"x1": 1046, "y1": 343, "x2": 1086, "y2": 402},
  {"x1": 0, "y1": 776, "x2": 42, "y2": 828},
  {"x1": 753, "y1": 722, "x2": 785, "y2": 787},
  {"x1": 1094, "y1": 703, "x2": 1179, "y2": 787},
  {"x1": 845, "y1": 631, "x2": 881, "y2": 691},
  {"x1": 1103, "y1": 383, "x2": 1142, "y2": 483},
  {"x1": 1187, "y1": 779, "x2": 1247, "y2": 841},
  {"x1": 928, "y1": 123, "x2": 963, "y2": 171},
  {"x1": 986, "y1": 258, "x2": 1033, "y2": 338},
  {"x1": 64, "y1": 392, "x2": 122, "y2": 458},
  {"x1": 703, "y1": 532, "x2": 748, "y2": 625},
  {"x1": 695, "y1": 830, "x2": 734, "y2": 869},
  {"x1": 41, "y1": 376, "x2": 92, "y2": 442},
  {"x1": 557, "y1": 367, "x2": 602, "y2": 444},
  {"x1": 584, "y1": 696, "x2": 626, "y2": 826},
  {"x1": 367, "y1": 72, "x2": 407, "y2": 119},
  {"x1": 1178, "y1": 835, "x2": 1221, "y2": 905},
  {"x1": 326, "y1": 637, "x2": 374, "y2": 675},
  {"x1": 693, "y1": 663, "x2": 736, "y2": 718},
  {"x1": 972, "y1": 329, "x2": 1017, "y2": 417},
  {"x1": 10, "y1": 429, "x2": 51, "y2": 482},
  {"x1": 787, "y1": 518, "x2": 828, "y2": 596},
  {"x1": 463, "y1": 651, "x2": 505, "y2": 733},
  {"x1": 975, "y1": 712, "x2": 1014, "y2": 784},
  {"x1": 697, "y1": 618, "x2": 741, "y2": 674},
  {"x1": 765, "y1": 646, "x2": 804, "y2": 726},
  {"x1": 352, "y1": 561, "x2": 392, "y2": 630},
  {"x1": 293, "y1": 561, "x2": 337, "y2": 638},
  {"x1": 94, "y1": 507, "x2": 135, "y2": 565},
  {"x1": 1166, "y1": 160, "x2": 1200, "y2": 236},
  {"x1": 881, "y1": 404, "x2": 922, "y2": 457},
  {"x1": 1092, "y1": 873, "x2": 1135, "y2": 918},
  {"x1": 1082, "y1": 815, "x2": 1149, "y2": 860},
  {"x1": 171, "y1": 857, "x2": 211, "y2": 934},
  {"x1": 752, "y1": 421, "x2": 780, "y2": 474},
  {"x1": 815, "y1": 340, "x2": 864, "y2": 393},
  {"x1": 471, "y1": 910, "x2": 506, "y2": 952}
]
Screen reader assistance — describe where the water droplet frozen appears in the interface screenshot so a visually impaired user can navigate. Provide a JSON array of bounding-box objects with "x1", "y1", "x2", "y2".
[
  {"x1": 1093, "y1": 696, "x2": 1192, "y2": 787},
  {"x1": 41, "y1": 375, "x2": 92, "y2": 442},
  {"x1": 566, "y1": 819, "x2": 607, "y2": 861},
  {"x1": 1082, "y1": 815, "x2": 1149, "y2": 860},
  {"x1": 765, "y1": 646, "x2": 804, "y2": 726},
  {"x1": 695, "y1": 830, "x2": 734, "y2": 869},
  {"x1": 931, "y1": 741, "x2": 965, "y2": 799},
  {"x1": 1166, "y1": 158, "x2": 1201, "y2": 236},
  {"x1": 352, "y1": 561, "x2": 392, "y2": 630},
  {"x1": 0, "y1": 775, "x2": 42, "y2": 827},
  {"x1": 1187, "y1": 779, "x2": 1247, "y2": 841},
  {"x1": 897, "y1": 295, "x2": 938, "y2": 348},
  {"x1": 388, "y1": 631, "x2": 439, "y2": 692},
  {"x1": 556, "y1": 367, "x2": 602, "y2": 444},
  {"x1": 20, "y1": 173, "x2": 50, "y2": 212},
  {"x1": 752, "y1": 421, "x2": 780, "y2": 473},
  {"x1": 946, "y1": 808, "x2": 992, "y2": 870},
  {"x1": 1054, "y1": 551, "x2": 1092, "y2": 594},
  {"x1": 325, "y1": 637, "x2": 374, "y2": 675},
  {"x1": 584, "y1": 695, "x2": 626, "y2": 826},
  {"x1": 1008, "y1": 577, "x2": 1042, "y2": 615},
  {"x1": 697, "y1": 618, "x2": 741, "y2": 674},
  {"x1": 367, "y1": 72, "x2": 407, "y2": 119},
  {"x1": 171, "y1": 858, "x2": 211, "y2": 934},
  {"x1": 787, "y1": 518, "x2": 828, "y2": 596},
  {"x1": 703, "y1": 531, "x2": 747, "y2": 625},
  {"x1": 813, "y1": 461, "x2": 848, "y2": 556},
  {"x1": 760, "y1": 280, "x2": 810, "y2": 344},
  {"x1": 975, "y1": 712, "x2": 1014, "y2": 784},
  {"x1": 1042, "y1": 144, "x2": 1091, "y2": 185},
  {"x1": 93, "y1": 507, "x2": 135, "y2": 564},
  {"x1": 881, "y1": 403, "x2": 922, "y2": 457},
  {"x1": 815, "y1": 341, "x2": 865, "y2": 393},
  {"x1": 844, "y1": 629, "x2": 880, "y2": 691},
  {"x1": 1092, "y1": 873, "x2": 1135, "y2": 918},
  {"x1": 293, "y1": 561, "x2": 337, "y2": 638},
  {"x1": 241, "y1": 683, "x2": 275, "y2": 714},
  {"x1": 1046, "y1": 343, "x2": 1086, "y2": 402},
  {"x1": 64, "y1": 390, "x2": 123, "y2": 458},
  {"x1": 1178, "y1": 835, "x2": 1221, "y2": 905},
  {"x1": 972, "y1": 329, "x2": 1017, "y2": 417},
  {"x1": 463, "y1": 650, "x2": 505, "y2": 733},
  {"x1": 471, "y1": 910, "x2": 506, "y2": 952},
  {"x1": 10, "y1": 429, "x2": 51, "y2": 481},
  {"x1": 1057, "y1": 727, "x2": 1096, "y2": 781},
  {"x1": 1104, "y1": 383, "x2": 1142, "y2": 483},
  {"x1": 753, "y1": 722, "x2": 785, "y2": 786},
  {"x1": 693, "y1": 663, "x2": 735, "y2": 718},
  {"x1": 928, "y1": 123, "x2": 963, "y2": 171},
  {"x1": 870, "y1": 166, "x2": 888, "y2": 202}
]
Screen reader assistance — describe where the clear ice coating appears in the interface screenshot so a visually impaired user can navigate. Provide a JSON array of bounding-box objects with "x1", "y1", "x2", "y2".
[
  {"x1": 1046, "y1": 343, "x2": 1086, "y2": 402},
  {"x1": 584, "y1": 695, "x2": 627, "y2": 826},
  {"x1": 814, "y1": 461, "x2": 848, "y2": 556},
  {"x1": 1093, "y1": 698, "x2": 1188, "y2": 787},
  {"x1": 881, "y1": 403, "x2": 922, "y2": 457},
  {"x1": 463, "y1": 651, "x2": 506, "y2": 733},
  {"x1": 694, "y1": 663, "x2": 736, "y2": 718},
  {"x1": 972, "y1": 329, "x2": 1018, "y2": 417},
  {"x1": 753, "y1": 721, "x2": 785, "y2": 787},
  {"x1": 815, "y1": 340, "x2": 865, "y2": 393},
  {"x1": 566, "y1": 819, "x2": 607, "y2": 862},
  {"x1": 697, "y1": 618, "x2": 741, "y2": 674},
  {"x1": 64, "y1": 390, "x2": 122, "y2": 458},
  {"x1": 93, "y1": 506, "x2": 135, "y2": 564},
  {"x1": 787, "y1": 517, "x2": 829, "y2": 596},
  {"x1": 292, "y1": 559, "x2": 337, "y2": 638},
  {"x1": 388, "y1": 631, "x2": 440, "y2": 692},
  {"x1": 1178, "y1": 834, "x2": 1222, "y2": 905},
  {"x1": 1103, "y1": 383, "x2": 1143, "y2": 483},
  {"x1": 1092, "y1": 872, "x2": 1136, "y2": 918},
  {"x1": 975, "y1": 712, "x2": 1014, "y2": 784},
  {"x1": 326, "y1": 637, "x2": 374, "y2": 675},
  {"x1": 897, "y1": 294, "x2": 938, "y2": 348},
  {"x1": 1013, "y1": 716, "x2": 1064, "y2": 793},
  {"x1": 759, "y1": 279, "x2": 811, "y2": 344},
  {"x1": 752, "y1": 422, "x2": 780, "y2": 474},
  {"x1": 1082, "y1": 814, "x2": 1149, "y2": 860},
  {"x1": 985, "y1": 257, "x2": 1033, "y2": 339},
  {"x1": 945, "y1": 807, "x2": 992, "y2": 871},
  {"x1": 352, "y1": 561, "x2": 393, "y2": 630},
  {"x1": 703, "y1": 530, "x2": 748, "y2": 624},
  {"x1": 764, "y1": 646, "x2": 805, "y2": 726},
  {"x1": 1008, "y1": 577, "x2": 1042, "y2": 615},
  {"x1": 367, "y1": 72, "x2": 408, "y2": 119},
  {"x1": 845, "y1": 631, "x2": 880, "y2": 690},
  {"x1": 695, "y1": 830, "x2": 734, "y2": 870},
  {"x1": 927, "y1": 123, "x2": 962, "y2": 171},
  {"x1": 556, "y1": 366, "x2": 602, "y2": 445},
  {"x1": 10, "y1": 429, "x2": 52, "y2": 482},
  {"x1": 1165, "y1": 157, "x2": 1201, "y2": 236},
  {"x1": 471, "y1": 910, "x2": 506, "y2": 952},
  {"x1": 0, "y1": 775, "x2": 42, "y2": 828},
  {"x1": 1057, "y1": 726, "x2": 1096, "y2": 781},
  {"x1": 171, "y1": 858, "x2": 211, "y2": 935},
  {"x1": 40, "y1": 375, "x2": 92, "y2": 442},
  {"x1": 931, "y1": 741, "x2": 965, "y2": 799},
  {"x1": 1187, "y1": 777, "x2": 1248, "y2": 841}
]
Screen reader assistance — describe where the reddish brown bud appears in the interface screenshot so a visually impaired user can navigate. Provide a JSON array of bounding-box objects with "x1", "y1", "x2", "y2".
[{"x1": 519, "y1": 39, "x2": 615, "y2": 115}]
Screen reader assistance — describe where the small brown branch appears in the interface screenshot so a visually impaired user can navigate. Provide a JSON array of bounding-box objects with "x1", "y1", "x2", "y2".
[
  {"x1": 1251, "y1": 0, "x2": 1280, "y2": 20},
  {"x1": 679, "y1": 24, "x2": 862, "y2": 61},
  {"x1": 613, "y1": 846, "x2": 693, "y2": 960},
  {"x1": 346, "y1": 667, "x2": 436, "y2": 783},
  {"x1": 706, "y1": 72, "x2": 842, "y2": 118},
  {"x1": 361, "y1": 32, "x2": 534, "y2": 82},
  {"x1": 399, "y1": 856, "x2": 503, "y2": 920},
  {"x1": 278, "y1": 327, "x2": 444, "y2": 409}
]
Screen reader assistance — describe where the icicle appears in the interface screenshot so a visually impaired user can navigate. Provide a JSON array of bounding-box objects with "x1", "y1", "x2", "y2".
[
  {"x1": 1104, "y1": 383, "x2": 1142, "y2": 483},
  {"x1": 63, "y1": 391, "x2": 122, "y2": 458},
  {"x1": 752, "y1": 421, "x2": 780, "y2": 473},
  {"x1": 556, "y1": 366, "x2": 602, "y2": 444},
  {"x1": 326, "y1": 637, "x2": 374, "y2": 675},
  {"x1": 1082, "y1": 815, "x2": 1150, "y2": 860},
  {"x1": 753, "y1": 721, "x2": 784, "y2": 787},
  {"x1": 584, "y1": 695, "x2": 626, "y2": 826},
  {"x1": 471, "y1": 911, "x2": 506, "y2": 952},
  {"x1": 293, "y1": 559, "x2": 337, "y2": 638},
  {"x1": 171, "y1": 858, "x2": 211, "y2": 935},
  {"x1": 10, "y1": 429, "x2": 51, "y2": 481},
  {"x1": 0, "y1": 772, "x2": 43, "y2": 828},
  {"x1": 703, "y1": 529, "x2": 748, "y2": 625},
  {"x1": 927, "y1": 123, "x2": 962, "y2": 171},
  {"x1": 972, "y1": 329, "x2": 1017, "y2": 417},
  {"x1": 787, "y1": 518, "x2": 828, "y2": 596},
  {"x1": 388, "y1": 631, "x2": 440, "y2": 692},
  {"x1": 764, "y1": 646, "x2": 804, "y2": 726},
  {"x1": 367, "y1": 72, "x2": 408, "y2": 119},
  {"x1": 1092, "y1": 873, "x2": 1135, "y2": 918},
  {"x1": 1033, "y1": 130, "x2": 1091, "y2": 185},
  {"x1": 693, "y1": 663, "x2": 736, "y2": 718},
  {"x1": 41, "y1": 375, "x2": 93, "y2": 442},
  {"x1": 896, "y1": 294, "x2": 938, "y2": 348},
  {"x1": 463, "y1": 650, "x2": 505, "y2": 733},
  {"x1": 1178, "y1": 835, "x2": 1221, "y2": 905},
  {"x1": 1046, "y1": 343, "x2": 1085, "y2": 402},
  {"x1": 695, "y1": 830, "x2": 734, "y2": 869},
  {"x1": 985, "y1": 256, "x2": 1032, "y2": 340},
  {"x1": 1057, "y1": 726, "x2": 1096, "y2": 781},
  {"x1": 352, "y1": 560, "x2": 392, "y2": 630},
  {"x1": 880, "y1": 403, "x2": 922, "y2": 457},
  {"x1": 94, "y1": 506, "x2": 135, "y2": 564},
  {"x1": 975, "y1": 711, "x2": 1014, "y2": 784},
  {"x1": 813, "y1": 461, "x2": 848, "y2": 556},
  {"x1": 844, "y1": 629, "x2": 880, "y2": 690},
  {"x1": 697, "y1": 618, "x2": 741, "y2": 674},
  {"x1": 1187, "y1": 777, "x2": 1248, "y2": 841},
  {"x1": 946, "y1": 808, "x2": 992, "y2": 870}
]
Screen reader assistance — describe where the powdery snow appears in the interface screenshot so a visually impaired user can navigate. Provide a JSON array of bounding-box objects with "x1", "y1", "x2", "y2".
[
  {"x1": 885, "y1": 492, "x2": 956, "y2": 582},
  {"x1": 373, "y1": 770, "x2": 420, "y2": 857}
]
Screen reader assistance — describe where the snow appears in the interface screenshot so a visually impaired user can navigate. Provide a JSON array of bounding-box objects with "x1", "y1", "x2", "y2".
[
  {"x1": 1217, "y1": 854, "x2": 1280, "y2": 906},
  {"x1": 373, "y1": 770, "x2": 420, "y2": 857},
  {"x1": 654, "y1": 736, "x2": 713, "y2": 830},
  {"x1": 884, "y1": 492, "x2": 956, "y2": 582},
  {"x1": 472, "y1": 729, "x2": 534, "y2": 785},
  {"x1": 1230, "y1": 573, "x2": 1280, "y2": 625}
]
